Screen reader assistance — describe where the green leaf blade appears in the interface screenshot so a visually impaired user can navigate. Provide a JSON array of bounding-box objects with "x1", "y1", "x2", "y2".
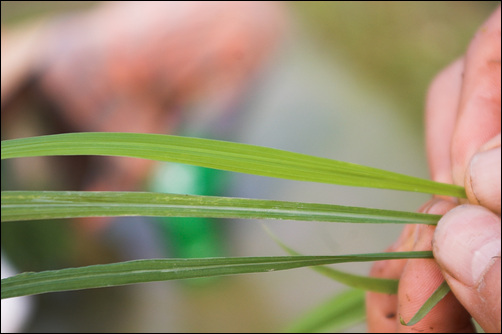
[
  {"x1": 264, "y1": 225, "x2": 399, "y2": 294},
  {"x1": 2, "y1": 252, "x2": 432, "y2": 299},
  {"x1": 1, "y1": 133, "x2": 466, "y2": 197},
  {"x1": 2, "y1": 191, "x2": 441, "y2": 225},
  {"x1": 399, "y1": 280, "x2": 451, "y2": 326}
]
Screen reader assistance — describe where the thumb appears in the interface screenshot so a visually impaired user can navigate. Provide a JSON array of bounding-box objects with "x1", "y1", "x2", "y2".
[
  {"x1": 465, "y1": 134, "x2": 501, "y2": 215},
  {"x1": 433, "y1": 205, "x2": 501, "y2": 333}
]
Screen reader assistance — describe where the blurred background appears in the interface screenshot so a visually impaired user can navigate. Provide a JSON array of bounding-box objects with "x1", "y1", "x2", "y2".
[{"x1": 1, "y1": 1, "x2": 498, "y2": 332}]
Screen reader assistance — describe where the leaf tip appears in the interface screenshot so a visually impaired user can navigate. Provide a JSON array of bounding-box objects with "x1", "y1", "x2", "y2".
[{"x1": 399, "y1": 314, "x2": 408, "y2": 326}]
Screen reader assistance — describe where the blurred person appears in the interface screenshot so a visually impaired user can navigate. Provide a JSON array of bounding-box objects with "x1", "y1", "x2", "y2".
[
  {"x1": 366, "y1": 6, "x2": 501, "y2": 333},
  {"x1": 1, "y1": 2, "x2": 286, "y2": 331},
  {"x1": 1, "y1": 1, "x2": 286, "y2": 234}
]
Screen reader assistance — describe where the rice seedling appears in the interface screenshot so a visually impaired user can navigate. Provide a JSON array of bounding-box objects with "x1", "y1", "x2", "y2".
[{"x1": 1, "y1": 132, "x2": 465, "y2": 331}]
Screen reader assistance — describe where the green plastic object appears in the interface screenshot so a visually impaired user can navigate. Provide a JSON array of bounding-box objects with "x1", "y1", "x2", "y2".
[{"x1": 149, "y1": 160, "x2": 228, "y2": 285}]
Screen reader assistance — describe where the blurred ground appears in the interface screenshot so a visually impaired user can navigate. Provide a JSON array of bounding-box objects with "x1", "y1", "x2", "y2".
[{"x1": 1, "y1": 1, "x2": 498, "y2": 333}]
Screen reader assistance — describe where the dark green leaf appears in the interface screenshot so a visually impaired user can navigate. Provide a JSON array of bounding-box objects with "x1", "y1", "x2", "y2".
[{"x1": 2, "y1": 251, "x2": 432, "y2": 299}]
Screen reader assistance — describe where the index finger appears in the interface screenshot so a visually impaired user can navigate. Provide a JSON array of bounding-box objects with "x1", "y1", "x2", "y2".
[
  {"x1": 451, "y1": 6, "x2": 501, "y2": 186},
  {"x1": 425, "y1": 58, "x2": 464, "y2": 185}
]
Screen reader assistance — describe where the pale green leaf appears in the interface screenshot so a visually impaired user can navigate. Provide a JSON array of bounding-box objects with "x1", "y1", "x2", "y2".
[
  {"x1": 263, "y1": 225, "x2": 399, "y2": 294},
  {"x1": 1, "y1": 133, "x2": 466, "y2": 197}
]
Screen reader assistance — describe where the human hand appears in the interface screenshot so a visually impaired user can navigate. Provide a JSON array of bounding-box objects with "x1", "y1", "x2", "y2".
[{"x1": 367, "y1": 6, "x2": 501, "y2": 333}]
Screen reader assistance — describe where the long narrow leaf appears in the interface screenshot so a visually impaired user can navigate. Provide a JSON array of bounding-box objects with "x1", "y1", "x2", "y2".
[
  {"x1": 263, "y1": 226, "x2": 399, "y2": 294},
  {"x1": 1, "y1": 133, "x2": 466, "y2": 197},
  {"x1": 2, "y1": 251, "x2": 432, "y2": 299},
  {"x1": 1, "y1": 191, "x2": 441, "y2": 225}
]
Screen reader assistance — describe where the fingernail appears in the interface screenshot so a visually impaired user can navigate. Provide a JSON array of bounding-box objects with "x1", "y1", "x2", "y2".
[
  {"x1": 433, "y1": 205, "x2": 501, "y2": 286},
  {"x1": 466, "y1": 146, "x2": 501, "y2": 213}
]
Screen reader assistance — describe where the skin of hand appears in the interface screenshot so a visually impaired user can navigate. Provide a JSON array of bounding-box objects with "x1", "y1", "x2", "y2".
[{"x1": 366, "y1": 6, "x2": 501, "y2": 333}]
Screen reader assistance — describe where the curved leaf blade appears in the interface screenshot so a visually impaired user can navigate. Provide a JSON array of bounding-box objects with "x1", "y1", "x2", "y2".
[
  {"x1": 399, "y1": 280, "x2": 451, "y2": 326},
  {"x1": 1, "y1": 133, "x2": 466, "y2": 197},
  {"x1": 2, "y1": 251, "x2": 432, "y2": 299},
  {"x1": 263, "y1": 225, "x2": 399, "y2": 294}
]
